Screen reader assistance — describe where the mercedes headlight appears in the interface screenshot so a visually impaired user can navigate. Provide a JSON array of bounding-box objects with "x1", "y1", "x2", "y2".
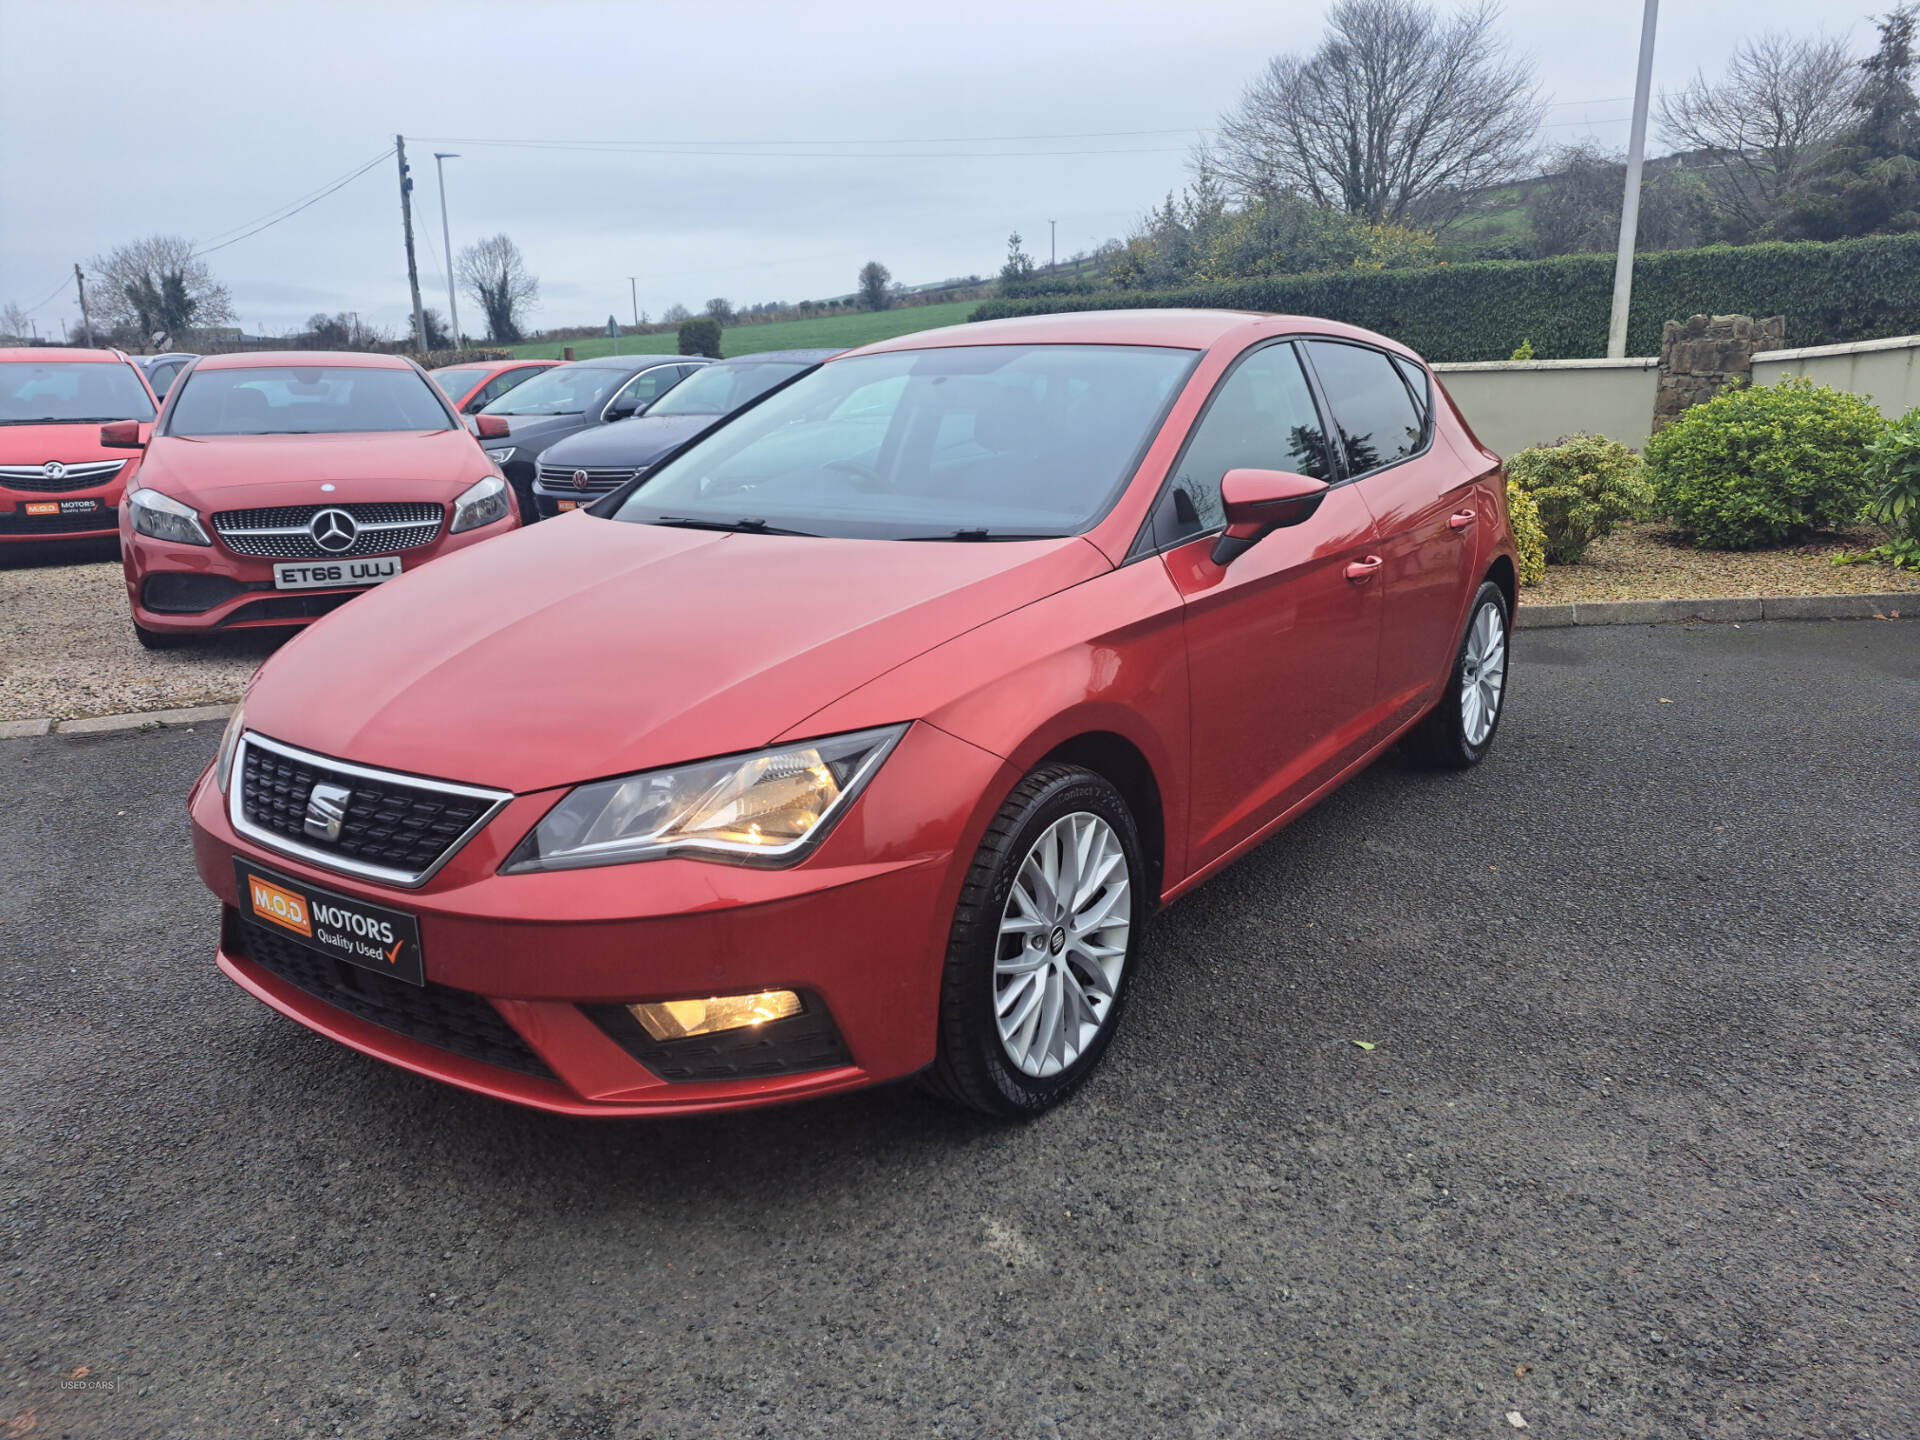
[
  {"x1": 128, "y1": 488, "x2": 211, "y2": 546},
  {"x1": 504, "y1": 724, "x2": 907, "y2": 872},
  {"x1": 450, "y1": 475, "x2": 513, "y2": 533}
]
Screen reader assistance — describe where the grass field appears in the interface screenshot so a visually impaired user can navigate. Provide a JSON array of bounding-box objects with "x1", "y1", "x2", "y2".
[{"x1": 506, "y1": 299, "x2": 983, "y2": 361}]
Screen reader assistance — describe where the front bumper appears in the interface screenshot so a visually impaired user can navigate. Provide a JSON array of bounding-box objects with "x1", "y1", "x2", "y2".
[
  {"x1": 530, "y1": 475, "x2": 605, "y2": 519},
  {"x1": 0, "y1": 479, "x2": 125, "y2": 543},
  {"x1": 122, "y1": 511, "x2": 514, "y2": 634},
  {"x1": 189, "y1": 721, "x2": 1011, "y2": 1115}
]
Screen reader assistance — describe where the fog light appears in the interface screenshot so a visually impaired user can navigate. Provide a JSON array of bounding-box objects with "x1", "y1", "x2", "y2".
[{"x1": 628, "y1": 990, "x2": 803, "y2": 1041}]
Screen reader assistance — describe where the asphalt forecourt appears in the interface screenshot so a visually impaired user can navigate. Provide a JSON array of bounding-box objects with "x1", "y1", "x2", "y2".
[{"x1": 3, "y1": 620, "x2": 1914, "y2": 1438}]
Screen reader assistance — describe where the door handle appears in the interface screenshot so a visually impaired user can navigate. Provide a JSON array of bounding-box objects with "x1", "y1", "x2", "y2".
[
  {"x1": 1448, "y1": 509, "x2": 1477, "y2": 532},
  {"x1": 1345, "y1": 555, "x2": 1383, "y2": 582}
]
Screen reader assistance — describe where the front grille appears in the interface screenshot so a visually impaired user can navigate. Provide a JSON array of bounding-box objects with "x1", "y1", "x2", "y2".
[
  {"x1": 237, "y1": 737, "x2": 506, "y2": 883},
  {"x1": 211, "y1": 501, "x2": 443, "y2": 559},
  {"x1": 0, "y1": 460, "x2": 125, "y2": 493},
  {"x1": 537, "y1": 463, "x2": 640, "y2": 494},
  {"x1": 232, "y1": 914, "x2": 556, "y2": 1080},
  {"x1": 0, "y1": 504, "x2": 117, "y2": 535}
]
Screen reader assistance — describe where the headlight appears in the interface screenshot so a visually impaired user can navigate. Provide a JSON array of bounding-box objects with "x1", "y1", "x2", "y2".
[
  {"x1": 215, "y1": 708, "x2": 245, "y2": 793},
  {"x1": 450, "y1": 475, "x2": 513, "y2": 533},
  {"x1": 503, "y1": 724, "x2": 907, "y2": 872},
  {"x1": 482, "y1": 446, "x2": 516, "y2": 463},
  {"x1": 128, "y1": 488, "x2": 211, "y2": 546}
]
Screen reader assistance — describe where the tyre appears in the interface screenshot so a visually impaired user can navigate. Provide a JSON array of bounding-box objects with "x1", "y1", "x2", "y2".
[
  {"x1": 1404, "y1": 579, "x2": 1510, "y2": 770},
  {"x1": 133, "y1": 622, "x2": 186, "y2": 651},
  {"x1": 925, "y1": 764, "x2": 1145, "y2": 1117}
]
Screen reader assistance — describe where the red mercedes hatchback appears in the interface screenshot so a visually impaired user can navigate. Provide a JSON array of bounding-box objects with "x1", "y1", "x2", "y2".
[
  {"x1": 117, "y1": 352, "x2": 519, "y2": 647},
  {"x1": 189, "y1": 310, "x2": 1517, "y2": 1118},
  {"x1": 0, "y1": 347, "x2": 158, "y2": 548}
]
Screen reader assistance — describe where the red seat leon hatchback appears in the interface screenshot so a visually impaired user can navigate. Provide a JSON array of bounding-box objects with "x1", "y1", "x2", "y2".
[
  {"x1": 190, "y1": 311, "x2": 1518, "y2": 1118},
  {"x1": 118, "y1": 352, "x2": 519, "y2": 646}
]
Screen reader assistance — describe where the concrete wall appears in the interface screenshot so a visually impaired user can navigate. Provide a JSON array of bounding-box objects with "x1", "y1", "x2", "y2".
[
  {"x1": 1431, "y1": 358, "x2": 1660, "y2": 458},
  {"x1": 1752, "y1": 335, "x2": 1920, "y2": 420}
]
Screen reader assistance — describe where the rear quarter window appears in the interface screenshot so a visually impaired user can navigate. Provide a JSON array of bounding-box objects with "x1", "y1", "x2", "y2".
[{"x1": 1303, "y1": 341, "x2": 1425, "y2": 475}]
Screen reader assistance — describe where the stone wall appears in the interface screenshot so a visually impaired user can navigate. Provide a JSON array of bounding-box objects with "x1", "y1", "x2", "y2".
[{"x1": 1653, "y1": 313, "x2": 1786, "y2": 431}]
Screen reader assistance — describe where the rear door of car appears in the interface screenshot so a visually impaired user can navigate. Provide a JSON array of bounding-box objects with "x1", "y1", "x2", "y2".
[
  {"x1": 1147, "y1": 339, "x2": 1385, "y2": 873},
  {"x1": 1299, "y1": 340, "x2": 1476, "y2": 734}
]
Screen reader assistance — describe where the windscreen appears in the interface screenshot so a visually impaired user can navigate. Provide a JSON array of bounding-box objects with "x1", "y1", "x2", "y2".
[
  {"x1": 480, "y1": 364, "x2": 625, "y2": 417},
  {"x1": 168, "y1": 366, "x2": 452, "y2": 436},
  {"x1": 614, "y1": 344, "x2": 1196, "y2": 540},
  {"x1": 643, "y1": 361, "x2": 807, "y2": 417},
  {"x1": 0, "y1": 361, "x2": 155, "y2": 424},
  {"x1": 430, "y1": 366, "x2": 489, "y2": 399}
]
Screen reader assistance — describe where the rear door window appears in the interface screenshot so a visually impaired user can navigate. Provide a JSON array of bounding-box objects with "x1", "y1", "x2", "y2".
[{"x1": 1301, "y1": 341, "x2": 1425, "y2": 475}]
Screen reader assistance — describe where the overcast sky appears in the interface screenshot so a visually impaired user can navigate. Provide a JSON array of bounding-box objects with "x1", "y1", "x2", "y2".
[{"x1": 0, "y1": 0, "x2": 1880, "y2": 341}]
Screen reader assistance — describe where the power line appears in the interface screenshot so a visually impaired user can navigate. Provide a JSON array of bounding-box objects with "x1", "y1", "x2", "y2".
[
  {"x1": 20, "y1": 273, "x2": 73, "y2": 317},
  {"x1": 415, "y1": 125, "x2": 1213, "y2": 149},
  {"x1": 192, "y1": 147, "x2": 395, "y2": 258},
  {"x1": 410, "y1": 139, "x2": 1196, "y2": 160}
]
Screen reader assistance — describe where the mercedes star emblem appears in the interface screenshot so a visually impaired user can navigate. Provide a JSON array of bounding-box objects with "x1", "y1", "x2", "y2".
[{"x1": 308, "y1": 508, "x2": 358, "y2": 553}]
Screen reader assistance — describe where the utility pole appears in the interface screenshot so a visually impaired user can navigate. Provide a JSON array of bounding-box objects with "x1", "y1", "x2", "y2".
[
  {"x1": 74, "y1": 264, "x2": 92, "y2": 347},
  {"x1": 1607, "y1": 0, "x2": 1659, "y2": 359},
  {"x1": 395, "y1": 135, "x2": 430, "y2": 356},
  {"x1": 1049, "y1": 220, "x2": 1057, "y2": 272},
  {"x1": 433, "y1": 152, "x2": 462, "y2": 349},
  {"x1": 629, "y1": 277, "x2": 639, "y2": 328}
]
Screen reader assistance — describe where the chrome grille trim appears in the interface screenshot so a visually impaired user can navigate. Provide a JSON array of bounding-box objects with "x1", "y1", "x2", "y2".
[
  {"x1": 228, "y1": 732, "x2": 513, "y2": 889},
  {"x1": 537, "y1": 463, "x2": 642, "y2": 493},
  {"x1": 211, "y1": 502, "x2": 444, "y2": 559},
  {"x1": 0, "y1": 460, "x2": 126, "y2": 493}
]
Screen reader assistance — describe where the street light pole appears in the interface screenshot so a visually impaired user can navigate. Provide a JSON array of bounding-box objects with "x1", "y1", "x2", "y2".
[
  {"x1": 628, "y1": 277, "x2": 639, "y2": 329},
  {"x1": 1049, "y1": 220, "x2": 1057, "y2": 272},
  {"x1": 1607, "y1": 0, "x2": 1659, "y2": 359},
  {"x1": 434, "y1": 152, "x2": 462, "y2": 350}
]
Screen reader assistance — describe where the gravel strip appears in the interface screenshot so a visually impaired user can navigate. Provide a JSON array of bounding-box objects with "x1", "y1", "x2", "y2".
[
  {"x1": 0, "y1": 546, "x2": 276, "y2": 722},
  {"x1": 1529, "y1": 522, "x2": 1920, "y2": 603}
]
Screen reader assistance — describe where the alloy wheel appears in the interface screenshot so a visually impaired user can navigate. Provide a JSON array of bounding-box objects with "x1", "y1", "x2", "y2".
[
  {"x1": 993, "y1": 811, "x2": 1132, "y2": 1078},
  {"x1": 1460, "y1": 600, "x2": 1507, "y2": 747}
]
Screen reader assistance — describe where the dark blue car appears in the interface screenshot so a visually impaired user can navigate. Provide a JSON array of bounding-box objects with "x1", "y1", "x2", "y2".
[{"x1": 530, "y1": 350, "x2": 837, "y2": 519}]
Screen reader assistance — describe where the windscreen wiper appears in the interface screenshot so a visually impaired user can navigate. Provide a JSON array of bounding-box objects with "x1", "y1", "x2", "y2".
[
  {"x1": 652, "y1": 515, "x2": 819, "y2": 537},
  {"x1": 901, "y1": 528, "x2": 1068, "y2": 541},
  {"x1": 0, "y1": 416, "x2": 126, "y2": 425}
]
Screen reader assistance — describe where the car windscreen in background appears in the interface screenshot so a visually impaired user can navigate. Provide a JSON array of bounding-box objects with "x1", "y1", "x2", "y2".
[
  {"x1": 429, "y1": 367, "x2": 490, "y2": 399},
  {"x1": 0, "y1": 361, "x2": 156, "y2": 424},
  {"x1": 479, "y1": 365, "x2": 625, "y2": 417},
  {"x1": 643, "y1": 362, "x2": 806, "y2": 418},
  {"x1": 616, "y1": 345, "x2": 1197, "y2": 541},
  {"x1": 167, "y1": 366, "x2": 453, "y2": 436}
]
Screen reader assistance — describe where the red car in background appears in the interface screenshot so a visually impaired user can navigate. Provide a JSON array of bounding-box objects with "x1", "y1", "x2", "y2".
[
  {"x1": 427, "y1": 358, "x2": 561, "y2": 417},
  {"x1": 189, "y1": 310, "x2": 1517, "y2": 1119},
  {"x1": 118, "y1": 351, "x2": 518, "y2": 648},
  {"x1": 0, "y1": 347, "x2": 158, "y2": 549}
]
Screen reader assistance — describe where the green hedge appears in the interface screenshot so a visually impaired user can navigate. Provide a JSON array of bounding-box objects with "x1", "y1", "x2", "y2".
[{"x1": 967, "y1": 234, "x2": 1920, "y2": 361}]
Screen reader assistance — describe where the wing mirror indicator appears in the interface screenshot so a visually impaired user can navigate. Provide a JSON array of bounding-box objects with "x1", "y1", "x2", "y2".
[
  {"x1": 1211, "y1": 468, "x2": 1329, "y2": 566},
  {"x1": 475, "y1": 414, "x2": 511, "y2": 439}
]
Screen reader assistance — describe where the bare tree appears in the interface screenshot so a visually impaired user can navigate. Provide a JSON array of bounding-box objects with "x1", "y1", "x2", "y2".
[
  {"x1": 661, "y1": 303, "x2": 692, "y2": 323},
  {"x1": 704, "y1": 297, "x2": 735, "y2": 323},
  {"x1": 0, "y1": 302, "x2": 30, "y2": 342},
  {"x1": 86, "y1": 234, "x2": 235, "y2": 340},
  {"x1": 457, "y1": 234, "x2": 540, "y2": 343},
  {"x1": 857, "y1": 261, "x2": 893, "y2": 310},
  {"x1": 1526, "y1": 143, "x2": 1712, "y2": 255},
  {"x1": 1658, "y1": 31, "x2": 1863, "y2": 237},
  {"x1": 1202, "y1": 0, "x2": 1543, "y2": 227}
]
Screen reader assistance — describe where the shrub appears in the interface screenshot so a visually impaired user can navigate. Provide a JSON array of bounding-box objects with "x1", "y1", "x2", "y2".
[
  {"x1": 1853, "y1": 407, "x2": 1920, "y2": 570},
  {"x1": 1506, "y1": 433, "x2": 1654, "y2": 564},
  {"x1": 1645, "y1": 377, "x2": 1885, "y2": 549},
  {"x1": 678, "y1": 316, "x2": 722, "y2": 358},
  {"x1": 1506, "y1": 477, "x2": 1547, "y2": 586},
  {"x1": 1509, "y1": 338, "x2": 1535, "y2": 361},
  {"x1": 969, "y1": 232, "x2": 1920, "y2": 361}
]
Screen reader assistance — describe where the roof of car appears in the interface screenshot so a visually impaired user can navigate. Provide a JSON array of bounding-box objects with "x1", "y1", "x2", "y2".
[
  {"x1": 428, "y1": 357, "x2": 561, "y2": 374},
  {"x1": 0, "y1": 346, "x2": 133, "y2": 364},
  {"x1": 714, "y1": 349, "x2": 840, "y2": 365},
  {"x1": 195, "y1": 350, "x2": 416, "y2": 370},
  {"x1": 573, "y1": 352, "x2": 700, "y2": 370},
  {"x1": 843, "y1": 308, "x2": 1415, "y2": 359},
  {"x1": 136, "y1": 352, "x2": 200, "y2": 366}
]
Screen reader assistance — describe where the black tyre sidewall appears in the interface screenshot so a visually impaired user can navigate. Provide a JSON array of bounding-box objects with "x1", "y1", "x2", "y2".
[
  {"x1": 941, "y1": 768, "x2": 1145, "y2": 1116},
  {"x1": 1445, "y1": 581, "x2": 1510, "y2": 766}
]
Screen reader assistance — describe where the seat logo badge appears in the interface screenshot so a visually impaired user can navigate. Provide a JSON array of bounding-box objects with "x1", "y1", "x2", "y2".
[
  {"x1": 43, "y1": 462, "x2": 66, "y2": 480},
  {"x1": 309, "y1": 508, "x2": 358, "y2": 553},
  {"x1": 303, "y1": 782, "x2": 352, "y2": 842},
  {"x1": 572, "y1": 470, "x2": 589, "y2": 487}
]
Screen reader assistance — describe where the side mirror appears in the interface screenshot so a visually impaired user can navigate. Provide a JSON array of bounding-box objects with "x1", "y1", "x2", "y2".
[
  {"x1": 1212, "y1": 468, "x2": 1329, "y2": 566},
  {"x1": 100, "y1": 419, "x2": 145, "y2": 449},
  {"x1": 475, "y1": 414, "x2": 511, "y2": 439}
]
